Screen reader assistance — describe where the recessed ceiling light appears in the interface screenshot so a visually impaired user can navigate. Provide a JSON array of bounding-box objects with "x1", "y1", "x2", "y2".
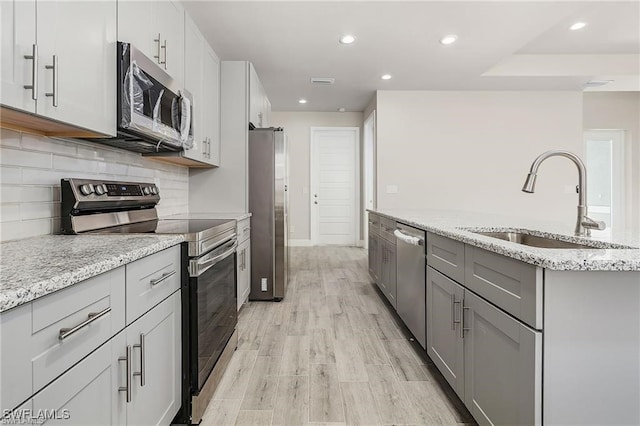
[
  {"x1": 381, "y1": 74, "x2": 392, "y2": 80},
  {"x1": 298, "y1": 98, "x2": 307, "y2": 104},
  {"x1": 440, "y1": 35, "x2": 458, "y2": 45},
  {"x1": 570, "y1": 22, "x2": 587, "y2": 31},
  {"x1": 339, "y1": 34, "x2": 356, "y2": 44}
]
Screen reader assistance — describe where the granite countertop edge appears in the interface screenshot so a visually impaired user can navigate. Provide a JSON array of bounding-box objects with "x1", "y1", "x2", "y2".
[
  {"x1": 370, "y1": 209, "x2": 640, "y2": 272},
  {"x1": 0, "y1": 235, "x2": 184, "y2": 314}
]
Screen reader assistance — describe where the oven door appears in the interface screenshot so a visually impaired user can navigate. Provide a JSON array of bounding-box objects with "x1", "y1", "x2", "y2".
[{"x1": 189, "y1": 239, "x2": 237, "y2": 393}]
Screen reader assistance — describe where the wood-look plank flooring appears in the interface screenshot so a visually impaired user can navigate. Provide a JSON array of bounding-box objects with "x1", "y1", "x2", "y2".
[{"x1": 201, "y1": 246, "x2": 476, "y2": 426}]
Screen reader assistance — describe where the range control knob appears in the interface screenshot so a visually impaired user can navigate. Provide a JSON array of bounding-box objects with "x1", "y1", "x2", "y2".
[
  {"x1": 79, "y1": 184, "x2": 94, "y2": 196},
  {"x1": 150, "y1": 186, "x2": 158, "y2": 195},
  {"x1": 143, "y1": 186, "x2": 151, "y2": 195},
  {"x1": 94, "y1": 184, "x2": 107, "y2": 196}
]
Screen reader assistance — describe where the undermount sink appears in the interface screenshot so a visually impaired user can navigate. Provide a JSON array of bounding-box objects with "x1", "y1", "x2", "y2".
[{"x1": 470, "y1": 231, "x2": 598, "y2": 249}]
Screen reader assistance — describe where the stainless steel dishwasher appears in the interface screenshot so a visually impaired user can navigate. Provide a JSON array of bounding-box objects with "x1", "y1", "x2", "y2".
[{"x1": 394, "y1": 223, "x2": 426, "y2": 348}]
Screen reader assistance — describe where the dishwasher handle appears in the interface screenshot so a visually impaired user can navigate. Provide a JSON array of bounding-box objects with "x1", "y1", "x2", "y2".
[{"x1": 394, "y1": 229, "x2": 424, "y2": 246}]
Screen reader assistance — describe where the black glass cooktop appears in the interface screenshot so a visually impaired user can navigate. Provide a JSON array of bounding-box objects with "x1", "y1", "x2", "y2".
[{"x1": 92, "y1": 218, "x2": 235, "y2": 241}]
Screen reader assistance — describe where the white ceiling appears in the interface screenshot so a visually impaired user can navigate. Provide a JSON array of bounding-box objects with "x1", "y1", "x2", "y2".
[{"x1": 183, "y1": 1, "x2": 640, "y2": 112}]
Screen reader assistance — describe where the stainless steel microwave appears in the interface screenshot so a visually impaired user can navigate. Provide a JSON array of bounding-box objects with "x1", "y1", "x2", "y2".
[{"x1": 94, "y1": 42, "x2": 193, "y2": 154}]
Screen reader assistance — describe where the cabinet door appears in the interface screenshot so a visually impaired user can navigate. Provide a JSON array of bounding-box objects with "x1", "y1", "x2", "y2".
[
  {"x1": 126, "y1": 292, "x2": 181, "y2": 426},
  {"x1": 153, "y1": 0, "x2": 184, "y2": 84},
  {"x1": 379, "y1": 242, "x2": 388, "y2": 294},
  {"x1": 463, "y1": 291, "x2": 542, "y2": 426},
  {"x1": 182, "y1": 14, "x2": 205, "y2": 164},
  {"x1": 237, "y1": 240, "x2": 251, "y2": 310},
  {"x1": 386, "y1": 242, "x2": 397, "y2": 309},
  {"x1": 30, "y1": 331, "x2": 126, "y2": 425},
  {"x1": 0, "y1": 0, "x2": 36, "y2": 112},
  {"x1": 368, "y1": 233, "x2": 377, "y2": 282},
  {"x1": 426, "y1": 267, "x2": 464, "y2": 398},
  {"x1": 36, "y1": 0, "x2": 116, "y2": 136},
  {"x1": 248, "y1": 63, "x2": 261, "y2": 127},
  {"x1": 202, "y1": 45, "x2": 221, "y2": 166},
  {"x1": 117, "y1": 1, "x2": 154, "y2": 60}
]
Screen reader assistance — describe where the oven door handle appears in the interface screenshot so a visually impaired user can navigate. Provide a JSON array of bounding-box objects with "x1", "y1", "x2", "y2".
[{"x1": 190, "y1": 240, "x2": 237, "y2": 277}]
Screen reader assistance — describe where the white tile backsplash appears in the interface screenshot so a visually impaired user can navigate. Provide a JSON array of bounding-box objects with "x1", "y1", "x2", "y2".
[{"x1": 0, "y1": 128, "x2": 189, "y2": 241}]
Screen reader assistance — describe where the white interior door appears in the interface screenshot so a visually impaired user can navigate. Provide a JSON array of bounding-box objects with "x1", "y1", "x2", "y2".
[
  {"x1": 584, "y1": 130, "x2": 627, "y2": 236},
  {"x1": 311, "y1": 127, "x2": 360, "y2": 246}
]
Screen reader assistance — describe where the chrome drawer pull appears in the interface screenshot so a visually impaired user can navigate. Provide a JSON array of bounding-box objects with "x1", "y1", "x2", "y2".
[
  {"x1": 119, "y1": 345, "x2": 132, "y2": 403},
  {"x1": 23, "y1": 44, "x2": 38, "y2": 100},
  {"x1": 150, "y1": 270, "x2": 176, "y2": 286},
  {"x1": 133, "y1": 333, "x2": 145, "y2": 386},
  {"x1": 452, "y1": 296, "x2": 461, "y2": 331},
  {"x1": 58, "y1": 307, "x2": 111, "y2": 341},
  {"x1": 462, "y1": 306, "x2": 471, "y2": 338},
  {"x1": 153, "y1": 34, "x2": 162, "y2": 64}
]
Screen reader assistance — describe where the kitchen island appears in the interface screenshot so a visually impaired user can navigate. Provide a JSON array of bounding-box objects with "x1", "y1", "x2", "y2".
[{"x1": 368, "y1": 208, "x2": 640, "y2": 426}]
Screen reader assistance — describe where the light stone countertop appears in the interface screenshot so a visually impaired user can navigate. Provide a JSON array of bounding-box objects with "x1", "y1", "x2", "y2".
[
  {"x1": 162, "y1": 212, "x2": 252, "y2": 221},
  {"x1": 0, "y1": 234, "x2": 184, "y2": 313},
  {"x1": 370, "y1": 208, "x2": 640, "y2": 271}
]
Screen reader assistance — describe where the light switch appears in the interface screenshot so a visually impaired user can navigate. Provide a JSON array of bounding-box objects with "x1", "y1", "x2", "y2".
[{"x1": 386, "y1": 185, "x2": 398, "y2": 194}]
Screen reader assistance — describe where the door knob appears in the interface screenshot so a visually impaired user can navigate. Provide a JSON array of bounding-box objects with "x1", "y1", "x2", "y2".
[{"x1": 314, "y1": 201, "x2": 318, "y2": 204}]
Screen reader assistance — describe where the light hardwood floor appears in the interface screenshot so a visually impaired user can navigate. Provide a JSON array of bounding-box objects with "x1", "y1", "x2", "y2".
[{"x1": 201, "y1": 246, "x2": 476, "y2": 426}]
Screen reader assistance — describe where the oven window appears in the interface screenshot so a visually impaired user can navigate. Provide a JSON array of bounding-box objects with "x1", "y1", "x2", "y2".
[{"x1": 192, "y1": 252, "x2": 237, "y2": 390}]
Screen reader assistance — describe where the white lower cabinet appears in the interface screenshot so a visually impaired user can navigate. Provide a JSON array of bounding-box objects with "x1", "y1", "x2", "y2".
[
  {"x1": 20, "y1": 291, "x2": 181, "y2": 426},
  {"x1": 427, "y1": 266, "x2": 542, "y2": 426},
  {"x1": 30, "y1": 331, "x2": 126, "y2": 425},
  {"x1": 236, "y1": 218, "x2": 251, "y2": 310},
  {"x1": 124, "y1": 291, "x2": 181, "y2": 426}
]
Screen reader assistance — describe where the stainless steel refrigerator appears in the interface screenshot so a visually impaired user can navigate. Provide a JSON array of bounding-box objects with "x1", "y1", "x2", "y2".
[{"x1": 248, "y1": 128, "x2": 289, "y2": 301}]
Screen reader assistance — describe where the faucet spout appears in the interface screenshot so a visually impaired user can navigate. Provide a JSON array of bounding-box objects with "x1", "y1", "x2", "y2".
[{"x1": 522, "y1": 150, "x2": 605, "y2": 236}]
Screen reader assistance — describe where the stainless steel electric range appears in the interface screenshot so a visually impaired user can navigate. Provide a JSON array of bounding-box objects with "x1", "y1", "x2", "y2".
[{"x1": 61, "y1": 178, "x2": 238, "y2": 425}]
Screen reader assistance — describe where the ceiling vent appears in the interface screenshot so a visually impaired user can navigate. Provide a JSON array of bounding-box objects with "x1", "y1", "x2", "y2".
[
  {"x1": 584, "y1": 80, "x2": 614, "y2": 88},
  {"x1": 310, "y1": 77, "x2": 335, "y2": 85}
]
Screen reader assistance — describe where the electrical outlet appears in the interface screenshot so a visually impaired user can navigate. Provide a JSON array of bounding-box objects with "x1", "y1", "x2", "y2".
[{"x1": 261, "y1": 278, "x2": 268, "y2": 291}]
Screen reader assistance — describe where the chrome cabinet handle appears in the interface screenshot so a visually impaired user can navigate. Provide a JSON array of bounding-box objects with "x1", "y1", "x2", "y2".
[
  {"x1": 154, "y1": 34, "x2": 162, "y2": 64},
  {"x1": 23, "y1": 44, "x2": 38, "y2": 100},
  {"x1": 45, "y1": 55, "x2": 58, "y2": 107},
  {"x1": 243, "y1": 226, "x2": 250, "y2": 234},
  {"x1": 119, "y1": 345, "x2": 132, "y2": 403},
  {"x1": 58, "y1": 307, "x2": 111, "y2": 341},
  {"x1": 452, "y1": 297, "x2": 461, "y2": 331},
  {"x1": 161, "y1": 40, "x2": 167, "y2": 69},
  {"x1": 462, "y1": 306, "x2": 471, "y2": 337},
  {"x1": 150, "y1": 270, "x2": 176, "y2": 286},
  {"x1": 133, "y1": 334, "x2": 145, "y2": 387}
]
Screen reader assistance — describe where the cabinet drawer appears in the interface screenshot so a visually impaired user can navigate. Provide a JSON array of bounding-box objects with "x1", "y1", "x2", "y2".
[
  {"x1": 464, "y1": 246, "x2": 542, "y2": 329},
  {"x1": 427, "y1": 233, "x2": 465, "y2": 283},
  {"x1": 0, "y1": 267, "x2": 125, "y2": 411},
  {"x1": 238, "y1": 217, "x2": 251, "y2": 243},
  {"x1": 126, "y1": 246, "x2": 181, "y2": 324},
  {"x1": 380, "y1": 217, "x2": 396, "y2": 243},
  {"x1": 368, "y1": 213, "x2": 380, "y2": 235}
]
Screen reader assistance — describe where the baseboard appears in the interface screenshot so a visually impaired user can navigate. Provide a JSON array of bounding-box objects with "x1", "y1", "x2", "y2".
[
  {"x1": 289, "y1": 239, "x2": 314, "y2": 247},
  {"x1": 358, "y1": 239, "x2": 365, "y2": 247}
]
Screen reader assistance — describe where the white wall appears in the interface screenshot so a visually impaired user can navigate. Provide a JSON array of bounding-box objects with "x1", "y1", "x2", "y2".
[
  {"x1": 583, "y1": 92, "x2": 640, "y2": 232},
  {"x1": 375, "y1": 91, "x2": 584, "y2": 227},
  {"x1": 270, "y1": 111, "x2": 364, "y2": 242},
  {"x1": 0, "y1": 129, "x2": 189, "y2": 242}
]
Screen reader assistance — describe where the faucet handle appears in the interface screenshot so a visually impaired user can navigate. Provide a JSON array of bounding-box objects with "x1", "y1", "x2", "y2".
[{"x1": 582, "y1": 216, "x2": 606, "y2": 231}]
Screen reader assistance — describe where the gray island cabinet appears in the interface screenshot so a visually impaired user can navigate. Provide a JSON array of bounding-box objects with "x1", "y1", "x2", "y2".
[
  {"x1": 426, "y1": 233, "x2": 639, "y2": 426},
  {"x1": 367, "y1": 210, "x2": 640, "y2": 426}
]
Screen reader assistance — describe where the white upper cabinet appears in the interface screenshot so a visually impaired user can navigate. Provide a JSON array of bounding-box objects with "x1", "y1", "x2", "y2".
[
  {"x1": 248, "y1": 64, "x2": 271, "y2": 128},
  {"x1": 36, "y1": 1, "x2": 116, "y2": 136},
  {"x1": 118, "y1": 0, "x2": 184, "y2": 84},
  {"x1": 179, "y1": 13, "x2": 220, "y2": 167},
  {"x1": 202, "y1": 45, "x2": 221, "y2": 165},
  {"x1": 1, "y1": 0, "x2": 36, "y2": 113},
  {"x1": 0, "y1": 0, "x2": 116, "y2": 136}
]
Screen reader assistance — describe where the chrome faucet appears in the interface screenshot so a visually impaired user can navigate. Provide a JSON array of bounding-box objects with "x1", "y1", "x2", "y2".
[{"x1": 522, "y1": 150, "x2": 606, "y2": 237}]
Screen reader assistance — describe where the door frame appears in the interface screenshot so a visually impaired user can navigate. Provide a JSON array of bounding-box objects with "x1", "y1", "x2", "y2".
[
  {"x1": 309, "y1": 126, "x2": 361, "y2": 246},
  {"x1": 363, "y1": 110, "x2": 376, "y2": 249}
]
